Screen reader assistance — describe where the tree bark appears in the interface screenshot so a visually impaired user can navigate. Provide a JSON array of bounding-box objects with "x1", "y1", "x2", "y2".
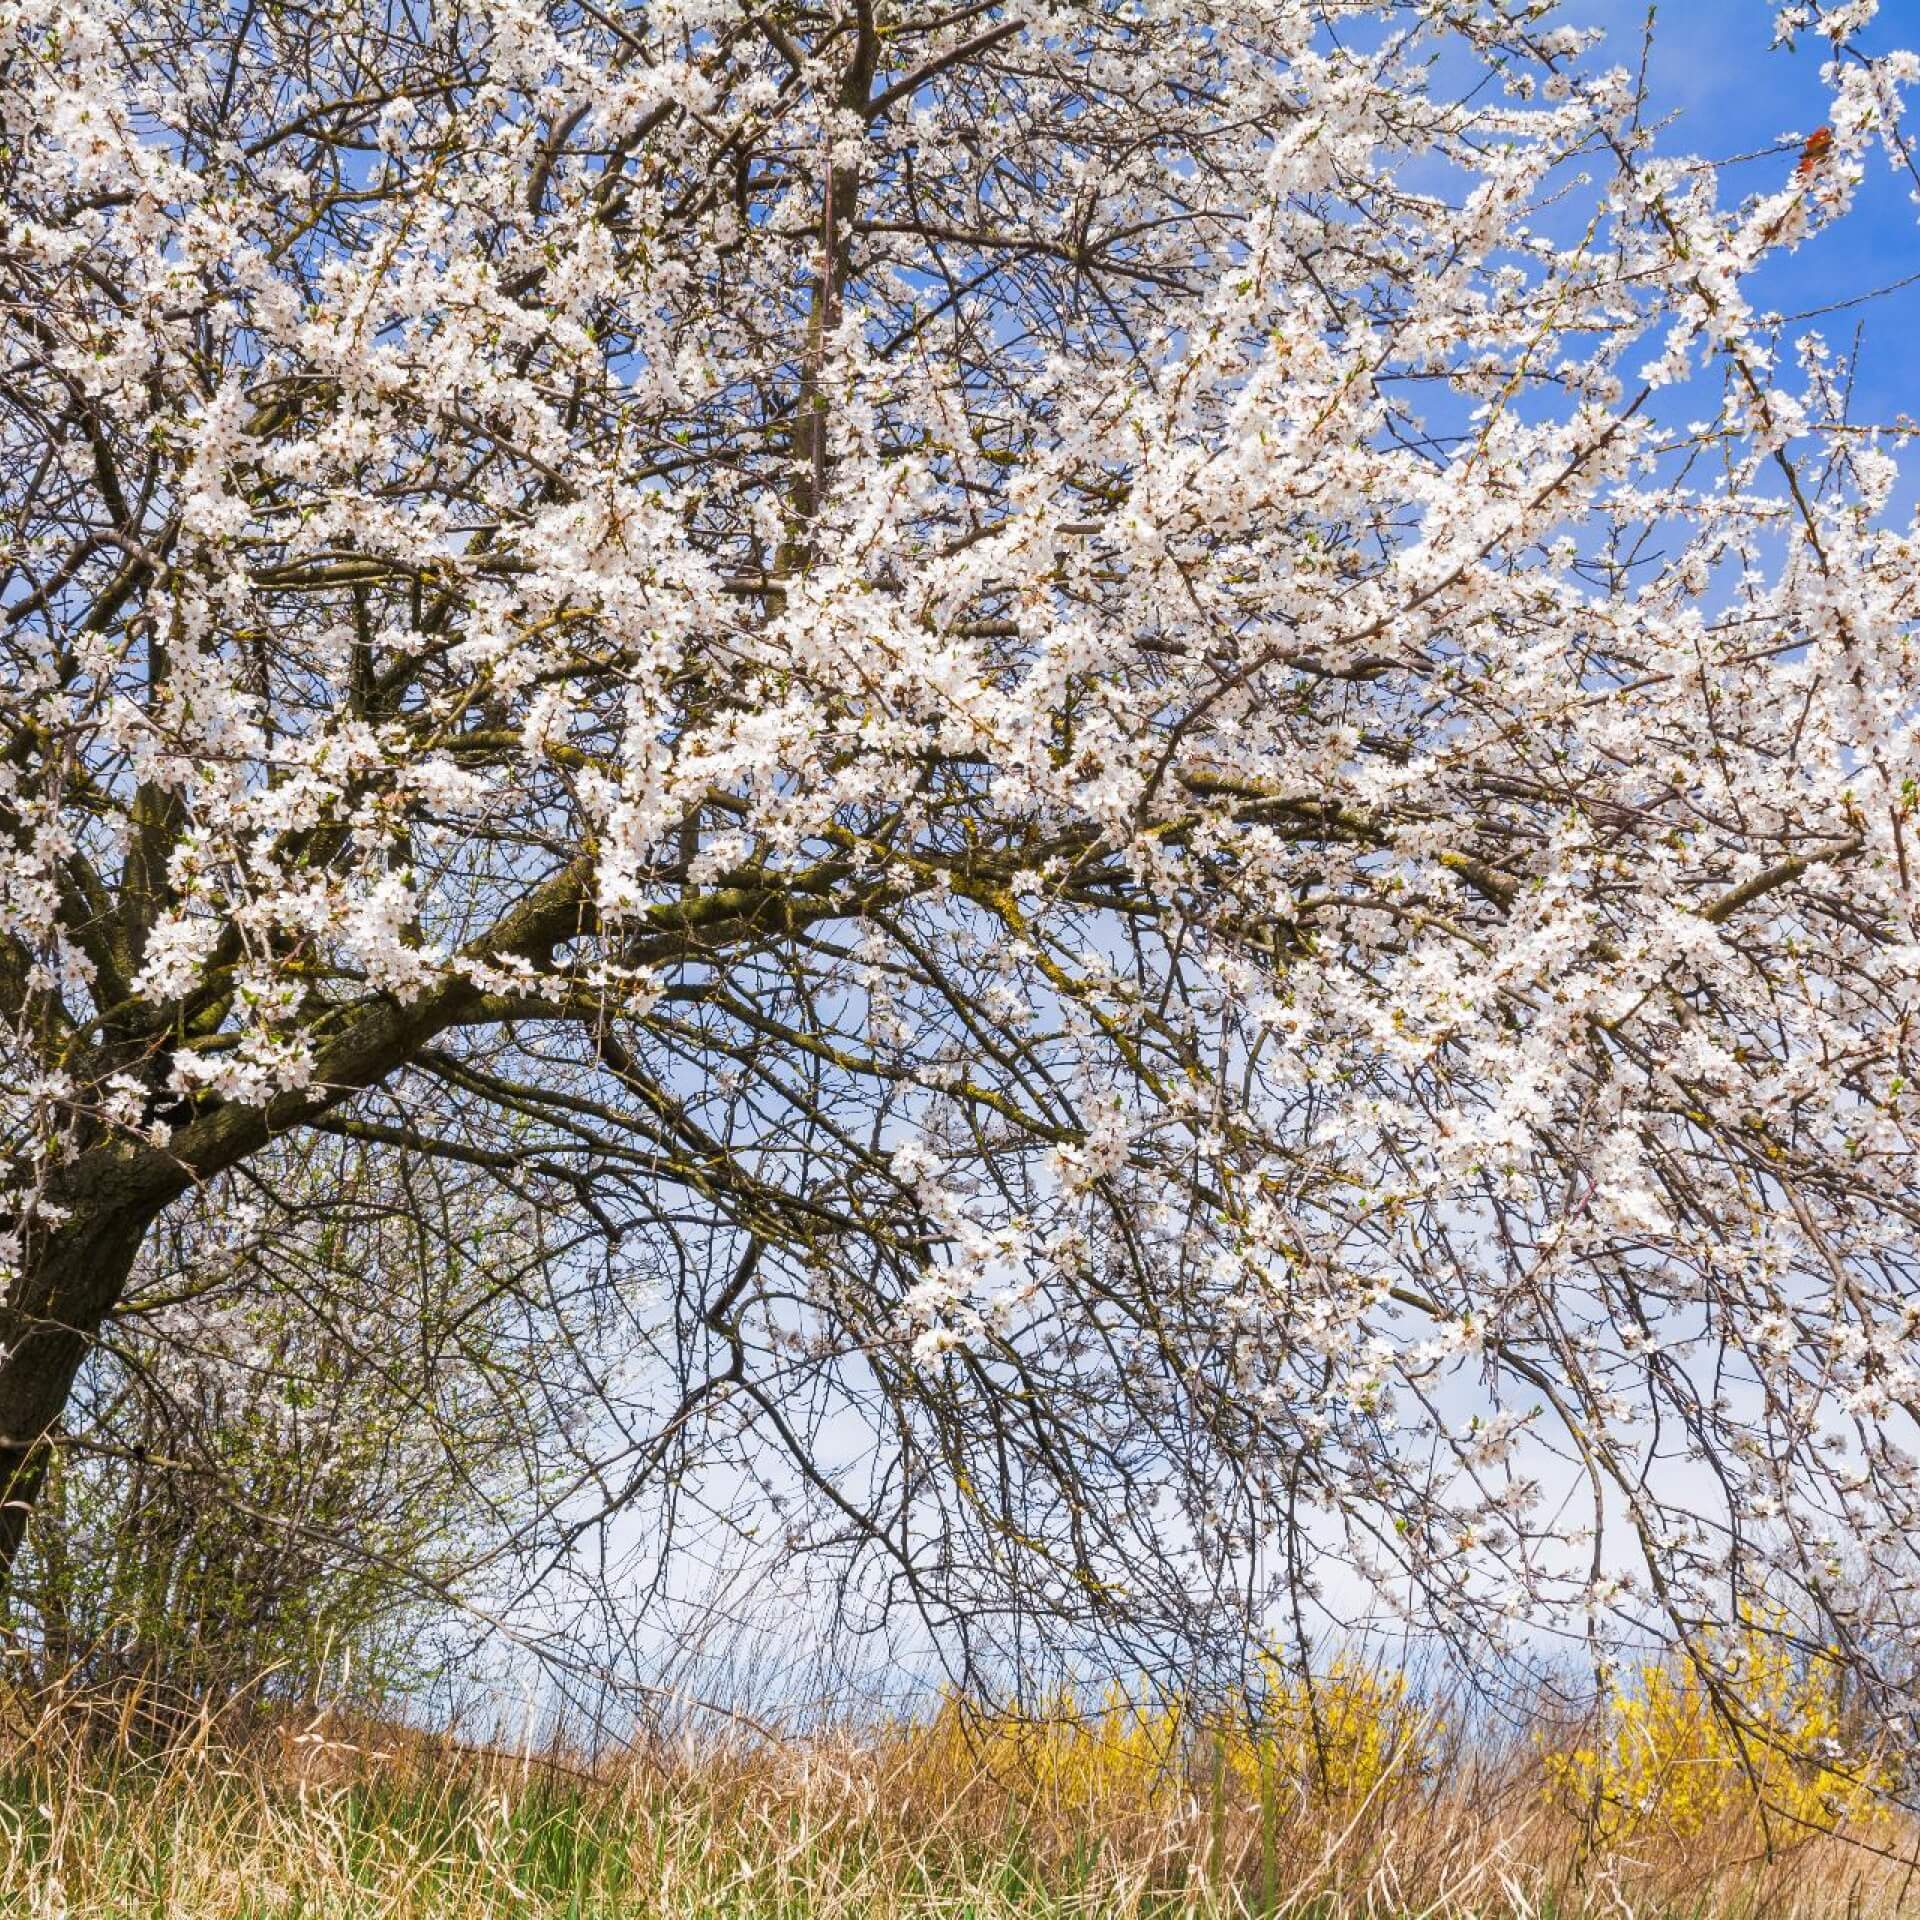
[
  {"x1": 0, "y1": 1197, "x2": 160, "y2": 1586},
  {"x1": 0, "y1": 857, "x2": 600, "y2": 1598}
]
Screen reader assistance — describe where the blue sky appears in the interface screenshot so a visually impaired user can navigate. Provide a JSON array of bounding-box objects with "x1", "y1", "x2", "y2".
[{"x1": 1564, "y1": 0, "x2": 1920, "y2": 430}]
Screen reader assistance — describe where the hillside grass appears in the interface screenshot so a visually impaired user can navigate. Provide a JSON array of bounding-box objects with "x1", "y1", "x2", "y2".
[{"x1": 0, "y1": 1662, "x2": 1910, "y2": 1919}]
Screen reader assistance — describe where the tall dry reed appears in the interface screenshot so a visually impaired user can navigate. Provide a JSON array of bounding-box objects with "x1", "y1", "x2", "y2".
[{"x1": 0, "y1": 1663, "x2": 1911, "y2": 1919}]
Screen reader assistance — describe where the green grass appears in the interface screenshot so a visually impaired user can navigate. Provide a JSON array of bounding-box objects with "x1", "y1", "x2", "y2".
[{"x1": 0, "y1": 1706, "x2": 1909, "y2": 1920}]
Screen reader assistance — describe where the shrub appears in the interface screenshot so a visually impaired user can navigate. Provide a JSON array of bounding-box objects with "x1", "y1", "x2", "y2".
[
  {"x1": 1543, "y1": 1615, "x2": 1891, "y2": 1845},
  {"x1": 904, "y1": 1658, "x2": 1435, "y2": 1819}
]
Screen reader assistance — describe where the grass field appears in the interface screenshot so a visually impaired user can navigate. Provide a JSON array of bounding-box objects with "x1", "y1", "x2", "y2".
[{"x1": 0, "y1": 1659, "x2": 1912, "y2": 1920}]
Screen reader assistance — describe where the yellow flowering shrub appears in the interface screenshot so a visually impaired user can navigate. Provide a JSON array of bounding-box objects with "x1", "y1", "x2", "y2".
[
  {"x1": 903, "y1": 1658, "x2": 1434, "y2": 1814},
  {"x1": 1543, "y1": 1617, "x2": 1890, "y2": 1843},
  {"x1": 1224, "y1": 1659, "x2": 1435, "y2": 1804},
  {"x1": 908, "y1": 1683, "x2": 1188, "y2": 1810}
]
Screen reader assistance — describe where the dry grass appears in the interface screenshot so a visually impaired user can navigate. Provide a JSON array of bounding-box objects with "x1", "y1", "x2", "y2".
[{"x1": 0, "y1": 1669, "x2": 1912, "y2": 1919}]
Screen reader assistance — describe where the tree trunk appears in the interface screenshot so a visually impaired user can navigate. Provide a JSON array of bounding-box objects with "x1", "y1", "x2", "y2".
[
  {"x1": 0, "y1": 1201, "x2": 157, "y2": 1590},
  {"x1": 0, "y1": 861, "x2": 595, "y2": 1602}
]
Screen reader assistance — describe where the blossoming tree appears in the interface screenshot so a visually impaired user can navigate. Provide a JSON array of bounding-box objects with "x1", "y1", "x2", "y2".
[{"x1": 4, "y1": 0, "x2": 1920, "y2": 1732}]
